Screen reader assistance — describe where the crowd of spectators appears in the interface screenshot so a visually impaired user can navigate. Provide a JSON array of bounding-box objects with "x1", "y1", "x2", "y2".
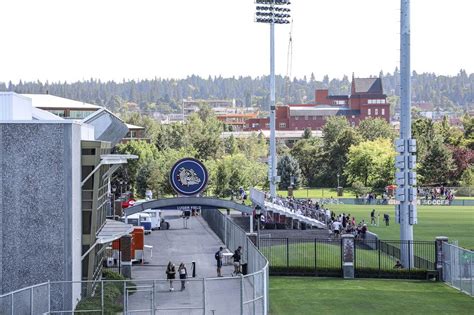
[
  {"x1": 418, "y1": 186, "x2": 455, "y2": 201},
  {"x1": 265, "y1": 195, "x2": 377, "y2": 240},
  {"x1": 267, "y1": 195, "x2": 328, "y2": 223}
]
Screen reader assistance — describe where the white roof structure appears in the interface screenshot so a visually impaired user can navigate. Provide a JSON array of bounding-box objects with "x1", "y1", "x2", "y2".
[
  {"x1": 126, "y1": 123, "x2": 145, "y2": 130},
  {"x1": 221, "y1": 130, "x2": 323, "y2": 140},
  {"x1": 21, "y1": 94, "x2": 102, "y2": 110},
  {"x1": 96, "y1": 219, "x2": 134, "y2": 244}
]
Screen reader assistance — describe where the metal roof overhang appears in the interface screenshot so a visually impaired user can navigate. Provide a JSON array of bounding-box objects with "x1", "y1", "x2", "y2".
[
  {"x1": 96, "y1": 219, "x2": 134, "y2": 244},
  {"x1": 81, "y1": 219, "x2": 133, "y2": 260},
  {"x1": 81, "y1": 154, "x2": 138, "y2": 187}
]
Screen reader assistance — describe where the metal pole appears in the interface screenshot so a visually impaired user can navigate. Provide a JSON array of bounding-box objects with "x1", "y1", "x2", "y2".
[
  {"x1": 240, "y1": 275, "x2": 244, "y2": 315},
  {"x1": 269, "y1": 16, "x2": 277, "y2": 198},
  {"x1": 152, "y1": 280, "x2": 156, "y2": 315},
  {"x1": 203, "y1": 278, "x2": 207, "y2": 315},
  {"x1": 397, "y1": 0, "x2": 415, "y2": 269},
  {"x1": 101, "y1": 280, "x2": 104, "y2": 315},
  {"x1": 30, "y1": 287, "x2": 33, "y2": 314},
  {"x1": 47, "y1": 281, "x2": 51, "y2": 313}
]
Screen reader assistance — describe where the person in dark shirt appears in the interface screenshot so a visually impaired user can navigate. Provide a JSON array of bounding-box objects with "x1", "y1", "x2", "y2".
[
  {"x1": 232, "y1": 246, "x2": 242, "y2": 275},
  {"x1": 394, "y1": 260, "x2": 403, "y2": 269}
]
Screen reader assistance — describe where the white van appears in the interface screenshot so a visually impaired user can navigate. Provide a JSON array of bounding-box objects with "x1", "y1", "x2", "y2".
[
  {"x1": 143, "y1": 209, "x2": 163, "y2": 230},
  {"x1": 123, "y1": 213, "x2": 152, "y2": 234}
]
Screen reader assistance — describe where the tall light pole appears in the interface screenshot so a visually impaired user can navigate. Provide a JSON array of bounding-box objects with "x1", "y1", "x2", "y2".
[
  {"x1": 395, "y1": 0, "x2": 417, "y2": 268},
  {"x1": 255, "y1": 0, "x2": 291, "y2": 198}
]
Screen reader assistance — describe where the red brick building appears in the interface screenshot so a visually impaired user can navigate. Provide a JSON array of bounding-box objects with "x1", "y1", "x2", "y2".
[{"x1": 244, "y1": 76, "x2": 390, "y2": 131}]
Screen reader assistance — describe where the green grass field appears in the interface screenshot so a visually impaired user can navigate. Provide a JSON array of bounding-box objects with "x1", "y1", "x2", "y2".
[
  {"x1": 270, "y1": 277, "x2": 474, "y2": 315},
  {"x1": 314, "y1": 204, "x2": 474, "y2": 249},
  {"x1": 261, "y1": 241, "x2": 401, "y2": 270}
]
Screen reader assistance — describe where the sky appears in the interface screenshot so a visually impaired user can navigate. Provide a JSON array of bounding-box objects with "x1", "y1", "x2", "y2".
[{"x1": 0, "y1": 0, "x2": 472, "y2": 83}]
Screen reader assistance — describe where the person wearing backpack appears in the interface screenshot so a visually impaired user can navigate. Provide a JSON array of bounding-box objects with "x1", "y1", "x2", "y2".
[
  {"x1": 166, "y1": 261, "x2": 176, "y2": 291},
  {"x1": 232, "y1": 246, "x2": 242, "y2": 275},
  {"x1": 215, "y1": 247, "x2": 223, "y2": 277}
]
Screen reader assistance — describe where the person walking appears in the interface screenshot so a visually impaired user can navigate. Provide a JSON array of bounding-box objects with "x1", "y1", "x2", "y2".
[
  {"x1": 370, "y1": 209, "x2": 376, "y2": 226},
  {"x1": 232, "y1": 246, "x2": 242, "y2": 275},
  {"x1": 166, "y1": 261, "x2": 176, "y2": 291},
  {"x1": 178, "y1": 262, "x2": 187, "y2": 291},
  {"x1": 215, "y1": 247, "x2": 224, "y2": 277}
]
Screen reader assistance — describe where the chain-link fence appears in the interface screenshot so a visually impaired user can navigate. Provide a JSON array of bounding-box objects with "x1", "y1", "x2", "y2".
[
  {"x1": 442, "y1": 242, "x2": 474, "y2": 296},
  {"x1": 0, "y1": 282, "x2": 50, "y2": 315},
  {"x1": 1, "y1": 210, "x2": 269, "y2": 314},
  {"x1": 202, "y1": 209, "x2": 269, "y2": 312}
]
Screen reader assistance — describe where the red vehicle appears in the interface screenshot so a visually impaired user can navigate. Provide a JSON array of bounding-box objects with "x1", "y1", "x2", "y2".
[{"x1": 121, "y1": 198, "x2": 136, "y2": 209}]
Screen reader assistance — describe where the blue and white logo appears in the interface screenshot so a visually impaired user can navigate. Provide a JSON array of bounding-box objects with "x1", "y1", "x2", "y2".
[{"x1": 170, "y1": 158, "x2": 208, "y2": 196}]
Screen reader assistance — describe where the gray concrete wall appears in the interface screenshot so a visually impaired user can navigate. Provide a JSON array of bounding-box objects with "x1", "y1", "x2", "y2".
[{"x1": 0, "y1": 122, "x2": 80, "y2": 310}]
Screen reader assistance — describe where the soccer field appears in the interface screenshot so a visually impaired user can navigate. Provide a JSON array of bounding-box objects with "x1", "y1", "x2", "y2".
[
  {"x1": 270, "y1": 277, "x2": 474, "y2": 315},
  {"x1": 319, "y1": 204, "x2": 474, "y2": 249}
]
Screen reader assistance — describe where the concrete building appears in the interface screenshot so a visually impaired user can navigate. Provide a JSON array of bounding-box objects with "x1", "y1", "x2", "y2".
[
  {"x1": 183, "y1": 98, "x2": 236, "y2": 119},
  {"x1": 0, "y1": 92, "x2": 134, "y2": 309},
  {"x1": 244, "y1": 76, "x2": 390, "y2": 131},
  {"x1": 217, "y1": 112, "x2": 258, "y2": 131}
]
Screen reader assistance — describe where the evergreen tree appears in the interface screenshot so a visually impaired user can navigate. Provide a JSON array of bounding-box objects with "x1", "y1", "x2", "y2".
[
  {"x1": 419, "y1": 137, "x2": 456, "y2": 185},
  {"x1": 277, "y1": 154, "x2": 302, "y2": 190}
]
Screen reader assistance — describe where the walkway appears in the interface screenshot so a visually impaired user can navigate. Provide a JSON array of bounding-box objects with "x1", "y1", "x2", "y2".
[{"x1": 127, "y1": 210, "x2": 243, "y2": 314}]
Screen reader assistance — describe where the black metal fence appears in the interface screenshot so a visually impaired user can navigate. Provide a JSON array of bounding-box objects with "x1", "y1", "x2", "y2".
[{"x1": 259, "y1": 237, "x2": 436, "y2": 279}]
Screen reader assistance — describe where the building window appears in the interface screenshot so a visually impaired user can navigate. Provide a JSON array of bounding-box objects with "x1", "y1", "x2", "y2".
[
  {"x1": 375, "y1": 108, "x2": 379, "y2": 115},
  {"x1": 48, "y1": 109, "x2": 66, "y2": 117},
  {"x1": 313, "y1": 116, "x2": 317, "y2": 120},
  {"x1": 368, "y1": 99, "x2": 386, "y2": 105},
  {"x1": 381, "y1": 108, "x2": 385, "y2": 115},
  {"x1": 81, "y1": 148, "x2": 96, "y2": 156},
  {"x1": 279, "y1": 122, "x2": 287, "y2": 128},
  {"x1": 334, "y1": 100, "x2": 346, "y2": 105},
  {"x1": 368, "y1": 108, "x2": 371, "y2": 116},
  {"x1": 69, "y1": 110, "x2": 96, "y2": 119}
]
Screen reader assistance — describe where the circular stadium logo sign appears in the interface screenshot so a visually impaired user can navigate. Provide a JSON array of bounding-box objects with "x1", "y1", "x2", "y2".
[{"x1": 170, "y1": 158, "x2": 208, "y2": 196}]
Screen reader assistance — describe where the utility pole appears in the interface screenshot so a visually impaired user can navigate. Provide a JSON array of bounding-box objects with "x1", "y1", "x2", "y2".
[
  {"x1": 255, "y1": 0, "x2": 291, "y2": 198},
  {"x1": 396, "y1": 0, "x2": 417, "y2": 268}
]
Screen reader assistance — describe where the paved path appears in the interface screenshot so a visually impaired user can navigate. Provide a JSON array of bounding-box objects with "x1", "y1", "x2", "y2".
[{"x1": 126, "y1": 211, "x2": 244, "y2": 315}]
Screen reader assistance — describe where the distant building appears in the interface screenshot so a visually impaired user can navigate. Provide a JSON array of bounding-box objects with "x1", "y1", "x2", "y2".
[
  {"x1": 244, "y1": 75, "x2": 390, "y2": 131},
  {"x1": 22, "y1": 93, "x2": 148, "y2": 144},
  {"x1": 217, "y1": 112, "x2": 258, "y2": 131},
  {"x1": 22, "y1": 93, "x2": 102, "y2": 119},
  {"x1": 182, "y1": 98, "x2": 235, "y2": 118},
  {"x1": 122, "y1": 123, "x2": 150, "y2": 143}
]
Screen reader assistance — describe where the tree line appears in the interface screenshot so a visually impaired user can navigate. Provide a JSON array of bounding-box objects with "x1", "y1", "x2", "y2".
[
  {"x1": 1, "y1": 69, "x2": 472, "y2": 114},
  {"x1": 114, "y1": 107, "x2": 473, "y2": 199}
]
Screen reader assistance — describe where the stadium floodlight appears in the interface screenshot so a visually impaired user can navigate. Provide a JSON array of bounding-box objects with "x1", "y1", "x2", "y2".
[{"x1": 255, "y1": 0, "x2": 291, "y2": 198}]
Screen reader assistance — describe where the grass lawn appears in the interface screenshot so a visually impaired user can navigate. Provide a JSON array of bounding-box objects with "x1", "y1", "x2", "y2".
[
  {"x1": 261, "y1": 241, "x2": 399, "y2": 269},
  {"x1": 270, "y1": 277, "x2": 474, "y2": 315},
  {"x1": 318, "y1": 204, "x2": 474, "y2": 249}
]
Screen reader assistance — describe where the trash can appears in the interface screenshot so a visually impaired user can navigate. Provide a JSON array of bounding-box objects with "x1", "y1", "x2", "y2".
[
  {"x1": 337, "y1": 187, "x2": 343, "y2": 197},
  {"x1": 241, "y1": 263, "x2": 248, "y2": 275}
]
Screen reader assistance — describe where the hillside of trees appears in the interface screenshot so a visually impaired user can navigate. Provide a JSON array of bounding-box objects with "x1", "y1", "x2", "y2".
[{"x1": 1, "y1": 69, "x2": 472, "y2": 114}]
